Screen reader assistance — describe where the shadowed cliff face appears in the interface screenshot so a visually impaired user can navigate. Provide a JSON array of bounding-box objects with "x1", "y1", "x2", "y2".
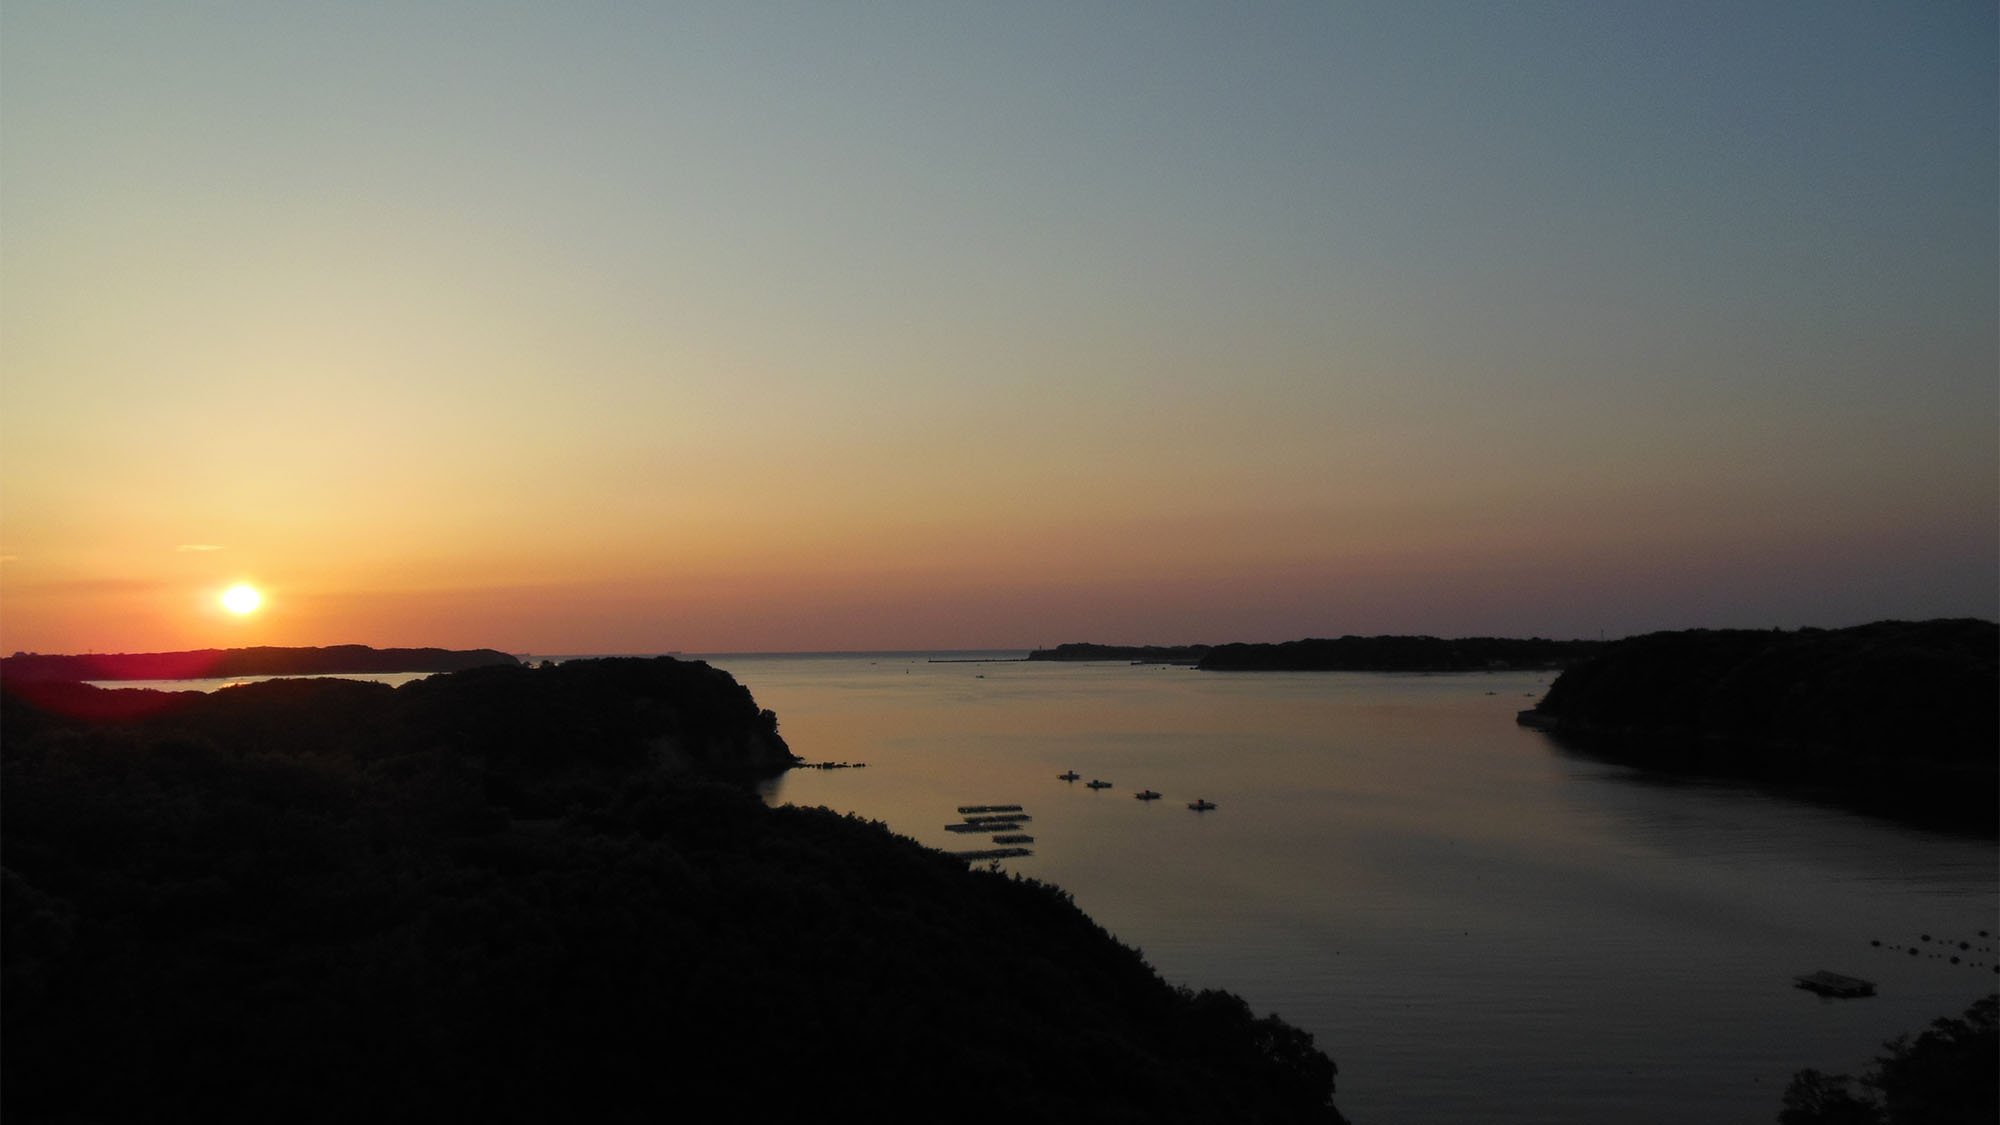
[{"x1": 395, "y1": 657, "x2": 796, "y2": 778}]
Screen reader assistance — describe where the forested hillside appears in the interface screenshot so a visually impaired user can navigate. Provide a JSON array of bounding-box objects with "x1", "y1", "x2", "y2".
[
  {"x1": 1518, "y1": 620, "x2": 1997, "y2": 833},
  {"x1": 2, "y1": 658, "x2": 1343, "y2": 1123}
]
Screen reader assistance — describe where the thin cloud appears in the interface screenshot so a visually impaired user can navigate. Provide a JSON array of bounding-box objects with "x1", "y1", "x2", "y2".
[{"x1": 175, "y1": 544, "x2": 225, "y2": 552}]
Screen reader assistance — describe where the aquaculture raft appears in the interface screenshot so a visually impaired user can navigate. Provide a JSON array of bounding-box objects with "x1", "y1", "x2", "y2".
[
  {"x1": 1793, "y1": 971, "x2": 1875, "y2": 998},
  {"x1": 948, "y1": 803, "x2": 1035, "y2": 860}
]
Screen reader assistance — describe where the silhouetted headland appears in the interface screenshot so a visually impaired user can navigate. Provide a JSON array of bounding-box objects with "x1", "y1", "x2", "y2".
[
  {"x1": 1030, "y1": 636, "x2": 1599, "y2": 670},
  {"x1": 0, "y1": 643, "x2": 518, "y2": 682},
  {"x1": 2, "y1": 657, "x2": 1344, "y2": 1122},
  {"x1": 1517, "y1": 619, "x2": 1998, "y2": 834}
]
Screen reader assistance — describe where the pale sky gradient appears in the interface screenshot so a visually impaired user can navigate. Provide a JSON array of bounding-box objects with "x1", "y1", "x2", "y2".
[{"x1": 3, "y1": 3, "x2": 1994, "y2": 654}]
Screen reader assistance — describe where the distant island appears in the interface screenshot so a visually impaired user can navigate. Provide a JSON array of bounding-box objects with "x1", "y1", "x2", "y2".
[
  {"x1": 1030, "y1": 635, "x2": 1600, "y2": 671},
  {"x1": 1517, "y1": 619, "x2": 1998, "y2": 834},
  {"x1": 2, "y1": 657, "x2": 1345, "y2": 1122},
  {"x1": 0, "y1": 643, "x2": 519, "y2": 682},
  {"x1": 1029, "y1": 642, "x2": 1213, "y2": 664}
]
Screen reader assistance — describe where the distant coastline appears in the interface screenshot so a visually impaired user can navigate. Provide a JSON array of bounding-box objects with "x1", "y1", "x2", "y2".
[
  {"x1": 1028, "y1": 636, "x2": 1600, "y2": 671},
  {"x1": 1027, "y1": 642, "x2": 1212, "y2": 664},
  {"x1": 0, "y1": 644, "x2": 519, "y2": 683}
]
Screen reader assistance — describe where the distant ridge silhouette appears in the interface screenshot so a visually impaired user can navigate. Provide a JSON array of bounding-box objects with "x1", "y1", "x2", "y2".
[
  {"x1": 1029, "y1": 636, "x2": 1601, "y2": 670},
  {"x1": 0, "y1": 644, "x2": 518, "y2": 682}
]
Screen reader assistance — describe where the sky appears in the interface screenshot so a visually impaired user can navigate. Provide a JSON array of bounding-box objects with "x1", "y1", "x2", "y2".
[{"x1": 2, "y1": 2, "x2": 1994, "y2": 655}]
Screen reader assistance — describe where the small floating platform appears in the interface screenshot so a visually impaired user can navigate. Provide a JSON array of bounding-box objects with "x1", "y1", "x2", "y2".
[
  {"x1": 1135, "y1": 790, "x2": 1161, "y2": 800},
  {"x1": 991, "y1": 833, "x2": 1034, "y2": 844},
  {"x1": 952, "y1": 846, "x2": 1032, "y2": 861},
  {"x1": 1086, "y1": 779, "x2": 1113, "y2": 789},
  {"x1": 1794, "y1": 971, "x2": 1875, "y2": 998},
  {"x1": 958, "y1": 804, "x2": 1024, "y2": 814},
  {"x1": 1058, "y1": 771, "x2": 1080, "y2": 781},
  {"x1": 1188, "y1": 799, "x2": 1217, "y2": 811}
]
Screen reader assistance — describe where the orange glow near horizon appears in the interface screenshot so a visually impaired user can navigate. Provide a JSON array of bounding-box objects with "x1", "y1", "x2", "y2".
[{"x1": 0, "y1": 6, "x2": 1993, "y2": 657}]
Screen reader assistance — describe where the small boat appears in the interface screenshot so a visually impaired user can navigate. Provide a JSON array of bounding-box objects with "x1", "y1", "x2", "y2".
[
  {"x1": 1188, "y1": 799, "x2": 1217, "y2": 811},
  {"x1": 1134, "y1": 790, "x2": 1161, "y2": 801},
  {"x1": 1794, "y1": 971, "x2": 1875, "y2": 998},
  {"x1": 1086, "y1": 779, "x2": 1113, "y2": 789},
  {"x1": 1058, "y1": 771, "x2": 1080, "y2": 782}
]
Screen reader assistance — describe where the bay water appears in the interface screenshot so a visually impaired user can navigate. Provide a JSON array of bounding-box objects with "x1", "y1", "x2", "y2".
[{"x1": 705, "y1": 652, "x2": 1998, "y2": 1125}]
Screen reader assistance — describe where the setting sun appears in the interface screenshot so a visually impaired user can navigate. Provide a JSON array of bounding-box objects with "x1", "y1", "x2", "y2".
[{"x1": 221, "y1": 584, "x2": 262, "y2": 615}]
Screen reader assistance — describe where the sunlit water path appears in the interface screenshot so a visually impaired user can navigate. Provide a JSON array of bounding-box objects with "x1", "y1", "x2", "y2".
[{"x1": 704, "y1": 652, "x2": 1997, "y2": 1125}]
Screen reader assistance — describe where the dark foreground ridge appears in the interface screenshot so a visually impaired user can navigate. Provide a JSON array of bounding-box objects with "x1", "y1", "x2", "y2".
[
  {"x1": 0, "y1": 643, "x2": 519, "y2": 682},
  {"x1": 1517, "y1": 619, "x2": 1998, "y2": 834},
  {"x1": 1781, "y1": 993, "x2": 1997, "y2": 1124},
  {"x1": 2, "y1": 658, "x2": 1344, "y2": 1123},
  {"x1": 1031, "y1": 636, "x2": 1600, "y2": 670}
]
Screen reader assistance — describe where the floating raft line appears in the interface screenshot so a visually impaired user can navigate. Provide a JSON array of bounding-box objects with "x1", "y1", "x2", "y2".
[
  {"x1": 952, "y1": 847, "x2": 1032, "y2": 861},
  {"x1": 992, "y1": 833, "x2": 1034, "y2": 844},
  {"x1": 945, "y1": 823, "x2": 1005, "y2": 833},
  {"x1": 958, "y1": 804, "x2": 1023, "y2": 814},
  {"x1": 1794, "y1": 971, "x2": 1875, "y2": 998},
  {"x1": 963, "y1": 813, "x2": 1030, "y2": 825}
]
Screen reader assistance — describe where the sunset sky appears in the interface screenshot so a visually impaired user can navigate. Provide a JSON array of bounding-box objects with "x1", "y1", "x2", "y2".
[{"x1": 3, "y1": 3, "x2": 1994, "y2": 655}]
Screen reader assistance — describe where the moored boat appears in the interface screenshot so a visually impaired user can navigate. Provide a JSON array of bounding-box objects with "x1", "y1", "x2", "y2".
[
  {"x1": 1086, "y1": 779, "x2": 1113, "y2": 789},
  {"x1": 1135, "y1": 790, "x2": 1161, "y2": 800},
  {"x1": 1188, "y1": 799, "x2": 1216, "y2": 811}
]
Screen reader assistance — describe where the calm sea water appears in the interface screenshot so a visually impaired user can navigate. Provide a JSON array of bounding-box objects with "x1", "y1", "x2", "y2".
[{"x1": 698, "y1": 652, "x2": 1999, "y2": 1125}]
